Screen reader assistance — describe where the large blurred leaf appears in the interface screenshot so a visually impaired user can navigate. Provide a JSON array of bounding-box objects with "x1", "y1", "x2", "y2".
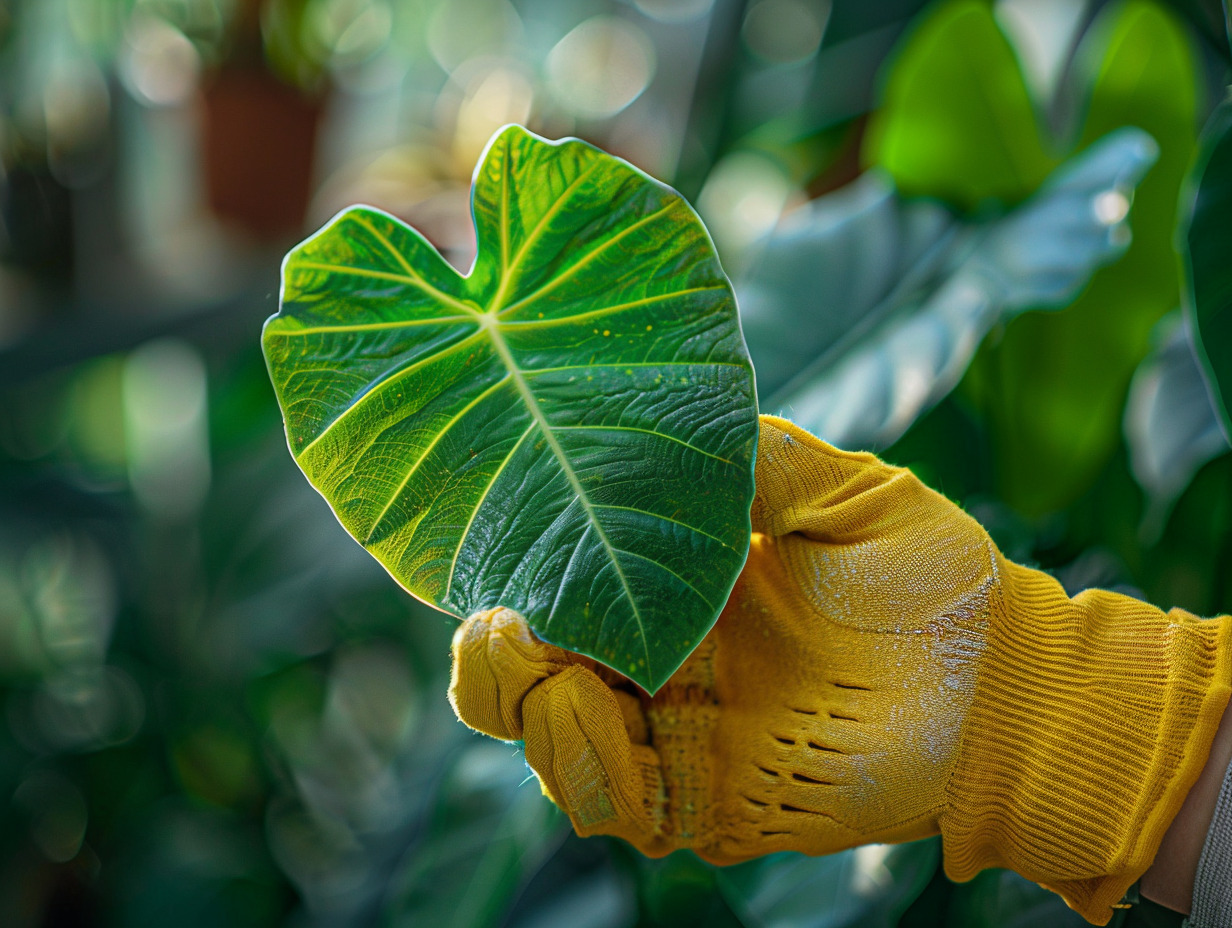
[
  {"x1": 506, "y1": 864, "x2": 635, "y2": 928},
  {"x1": 716, "y1": 840, "x2": 940, "y2": 928},
  {"x1": 945, "y1": 869, "x2": 1087, "y2": 928},
  {"x1": 632, "y1": 852, "x2": 747, "y2": 928},
  {"x1": 382, "y1": 742, "x2": 566, "y2": 928},
  {"x1": 738, "y1": 176, "x2": 954, "y2": 405},
  {"x1": 861, "y1": 0, "x2": 1056, "y2": 210},
  {"x1": 965, "y1": 0, "x2": 1198, "y2": 514},
  {"x1": 263, "y1": 125, "x2": 758, "y2": 693},
  {"x1": 740, "y1": 129, "x2": 1156, "y2": 449},
  {"x1": 1125, "y1": 312, "x2": 1230, "y2": 540},
  {"x1": 1185, "y1": 99, "x2": 1232, "y2": 437}
]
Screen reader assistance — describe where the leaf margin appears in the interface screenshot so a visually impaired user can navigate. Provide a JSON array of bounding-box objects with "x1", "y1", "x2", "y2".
[{"x1": 263, "y1": 125, "x2": 759, "y2": 693}]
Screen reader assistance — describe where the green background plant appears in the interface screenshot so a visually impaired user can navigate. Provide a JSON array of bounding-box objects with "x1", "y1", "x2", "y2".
[
  {"x1": 1185, "y1": 98, "x2": 1232, "y2": 438},
  {"x1": 1, "y1": 0, "x2": 1230, "y2": 925}
]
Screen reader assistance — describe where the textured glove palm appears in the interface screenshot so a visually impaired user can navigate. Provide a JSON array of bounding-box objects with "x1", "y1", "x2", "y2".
[{"x1": 449, "y1": 416, "x2": 1231, "y2": 925}]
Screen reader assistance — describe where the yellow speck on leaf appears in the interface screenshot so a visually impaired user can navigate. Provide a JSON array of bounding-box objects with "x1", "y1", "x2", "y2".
[{"x1": 603, "y1": 329, "x2": 611, "y2": 336}]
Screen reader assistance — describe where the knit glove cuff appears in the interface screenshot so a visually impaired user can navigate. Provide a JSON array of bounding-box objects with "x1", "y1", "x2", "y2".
[{"x1": 940, "y1": 558, "x2": 1232, "y2": 926}]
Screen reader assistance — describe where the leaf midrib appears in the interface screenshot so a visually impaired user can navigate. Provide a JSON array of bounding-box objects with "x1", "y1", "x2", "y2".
[
  {"x1": 294, "y1": 178, "x2": 720, "y2": 680},
  {"x1": 315, "y1": 238, "x2": 660, "y2": 673},
  {"x1": 477, "y1": 313, "x2": 654, "y2": 674}
]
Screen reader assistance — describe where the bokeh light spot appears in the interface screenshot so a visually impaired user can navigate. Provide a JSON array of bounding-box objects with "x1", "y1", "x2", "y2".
[
  {"x1": 741, "y1": 0, "x2": 828, "y2": 66},
  {"x1": 546, "y1": 16, "x2": 656, "y2": 120},
  {"x1": 122, "y1": 338, "x2": 211, "y2": 520},
  {"x1": 1092, "y1": 189, "x2": 1130, "y2": 225},
  {"x1": 120, "y1": 14, "x2": 201, "y2": 107},
  {"x1": 698, "y1": 151, "x2": 794, "y2": 256},
  {"x1": 13, "y1": 772, "x2": 88, "y2": 863},
  {"x1": 43, "y1": 58, "x2": 110, "y2": 152},
  {"x1": 427, "y1": 0, "x2": 523, "y2": 73},
  {"x1": 454, "y1": 64, "x2": 535, "y2": 165}
]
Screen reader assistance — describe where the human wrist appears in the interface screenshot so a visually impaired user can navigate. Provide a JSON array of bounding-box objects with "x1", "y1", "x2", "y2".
[{"x1": 939, "y1": 559, "x2": 1232, "y2": 925}]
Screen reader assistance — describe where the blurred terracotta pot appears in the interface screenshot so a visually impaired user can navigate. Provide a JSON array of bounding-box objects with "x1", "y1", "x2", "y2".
[{"x1": 201, "y1": 69, "x2": 322, "y2": 239}]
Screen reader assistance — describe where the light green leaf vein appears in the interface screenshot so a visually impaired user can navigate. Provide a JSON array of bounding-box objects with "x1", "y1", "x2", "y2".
[
  {"x1": 362, "y1": 371, "x2": 513, "y2": 542},
  {"x1": 297, "y1": 327, "x2": 488, "y2": 458},
  {"x1": 269, "y1": 315, "x2": 474, "y2": 337},
  {"x1": 499, "y1": 144, "x2": 511, "y2": 279},
  {"x1": 296, "y1": 262, "x2": 424, "y2": 286},
  {"x1": 551, "y1": 424, "x2": 734, "y2": 466},
  {"x1": 497, "y1": 202, "x2": 678, "y2": 319},
  {"x1": 522, "y1": 361, "x2": 747, "y2": 376},
  {"x1": 592, "y1": 504, "x2": 734, "y2": 550},
  {"x1": 443, "y1": 421, "x2": 537, "y2": 600},
  {"x1": 497, "y1": 286, "x2": 726, "y2": 330}
]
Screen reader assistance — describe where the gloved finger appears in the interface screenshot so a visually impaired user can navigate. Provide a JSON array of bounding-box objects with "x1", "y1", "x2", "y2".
[
  {"x1": 522, "y1": 664, "x2": 668, "y2": 851},
  {"x1": 751, "y1": 415, "x2": 929, "y2": 543},
  {"x1": 612, "y1": 689, "x2": 651, "y2": 745},
  {"x1": 448, "y1": 606, "x2": 581, "y2": 741}
]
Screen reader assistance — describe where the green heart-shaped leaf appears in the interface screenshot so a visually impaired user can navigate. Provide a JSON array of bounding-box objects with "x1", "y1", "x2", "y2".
[
  {"x1": 262, "y1": 125, "x2": 757, "y2": 692},
  {"x1": 861, "y1": 0, "x2": 1056, "y2": 210}
]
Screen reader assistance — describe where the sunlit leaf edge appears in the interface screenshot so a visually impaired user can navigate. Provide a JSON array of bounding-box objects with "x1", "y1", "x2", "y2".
[{"x1": 262, "y1": 125, "x2": 759, "y2": 693}]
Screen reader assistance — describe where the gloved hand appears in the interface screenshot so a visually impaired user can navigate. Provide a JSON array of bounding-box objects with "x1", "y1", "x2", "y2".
[{"x1": 449, "y1": 415, "x2": 1231, "y2": 925}]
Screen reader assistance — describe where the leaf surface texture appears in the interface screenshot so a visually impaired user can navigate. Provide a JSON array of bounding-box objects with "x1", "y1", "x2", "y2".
[{"x1": 264, "y1": 126, "x2": 758, "y2": 692}]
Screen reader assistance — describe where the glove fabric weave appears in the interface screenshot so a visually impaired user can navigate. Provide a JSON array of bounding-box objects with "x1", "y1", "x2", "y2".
[{"x1": 448, "y1": 415, "x2": 1232, "y2": 925}]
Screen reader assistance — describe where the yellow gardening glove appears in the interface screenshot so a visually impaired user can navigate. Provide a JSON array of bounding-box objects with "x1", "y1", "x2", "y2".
[{"x1": 449, "y1": 415, "x2": 1231, "y2": 925}]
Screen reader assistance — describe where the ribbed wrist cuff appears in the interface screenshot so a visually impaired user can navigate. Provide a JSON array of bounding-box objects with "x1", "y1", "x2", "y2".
[{"x1": 940, "y1": 559, "x2": 1232, "y2": 926}]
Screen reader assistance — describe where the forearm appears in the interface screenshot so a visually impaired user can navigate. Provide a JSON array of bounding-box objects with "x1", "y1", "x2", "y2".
[{"x1": 1140, "y1": 699, "x2": 1232, "y2": 913}]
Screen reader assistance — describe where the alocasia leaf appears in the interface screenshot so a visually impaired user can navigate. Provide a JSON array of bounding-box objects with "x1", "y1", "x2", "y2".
[
  {"x1": 860, "y1": 0, "x2": 1056, "y2": 210},
  {"x1": 262, "y1": 125, "x2": 758, "y2": 693},
  {"x1": 946, "y1": 868, "x2": 1088, "y2": 928},
  {"x1": 1185, "y1": 100, "x2": 1232, "y2": 439},
  {"x1": 1124, "y1": 312, "x2": 1230, "y2": 541},
  {"x1": 740, "y1": 128, "x2": 1155, "y2": 450}
]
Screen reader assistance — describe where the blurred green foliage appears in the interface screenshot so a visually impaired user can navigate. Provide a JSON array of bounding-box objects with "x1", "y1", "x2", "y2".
[
  {"x1": 1, "y1": 0, "x2": 1230, "y2": 926},
  {"x1": 1185, "y1": 98, "x2": 1232, "y2": 435},
  {"x1": 862, "y1": 0, "x2": 1057, "y2": 208},
  {"x1": 740, "y1": 127, "x2": 1158, "y2": 448},
  {"x1": 968, "y1": 0, "x2": 1201, "y2": 515}
]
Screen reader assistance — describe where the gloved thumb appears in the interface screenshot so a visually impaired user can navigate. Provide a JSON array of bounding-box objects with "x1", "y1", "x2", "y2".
[
  {"x1": 750, "y1": 415, "x2": 902, "y2": 539},
  {"x1": 448, "y1": 606, "x2": 578, "y2": 740}
]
